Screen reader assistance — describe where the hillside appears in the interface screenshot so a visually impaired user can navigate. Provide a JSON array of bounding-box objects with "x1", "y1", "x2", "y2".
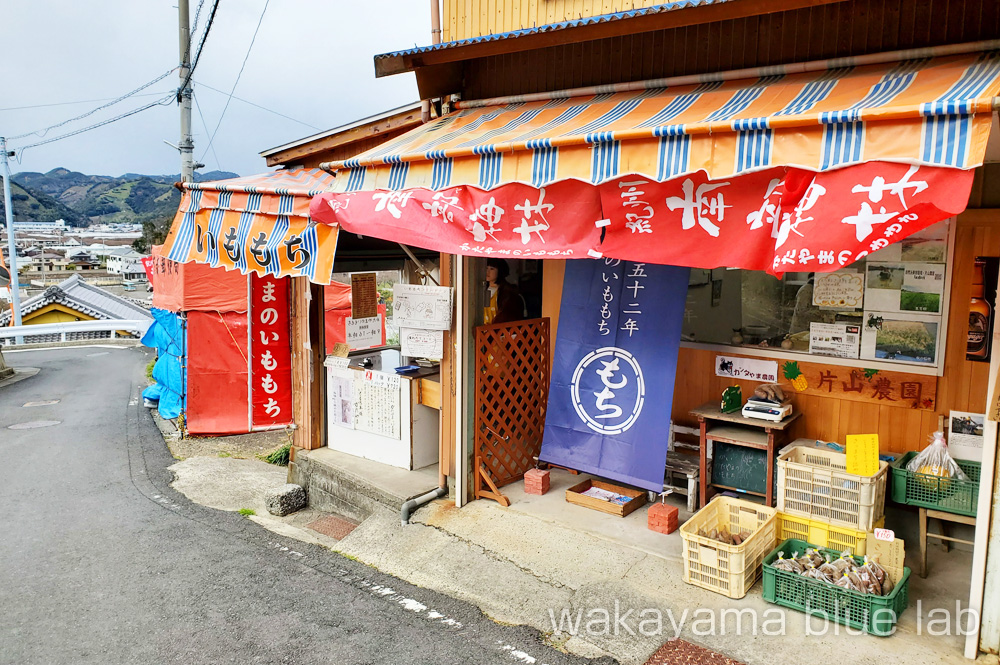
[{"x1": 0, "y1": 179, "x2": 89, "y2": 227}]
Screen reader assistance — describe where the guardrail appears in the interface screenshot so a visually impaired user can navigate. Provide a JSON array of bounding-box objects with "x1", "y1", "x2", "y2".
[{"x1": 0, "y1": 319, "x2": 152, "y2": 346}]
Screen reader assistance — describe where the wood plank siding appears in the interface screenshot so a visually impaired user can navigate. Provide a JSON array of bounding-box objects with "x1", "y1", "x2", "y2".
[{"x1": 453, "y1": 0, "x2": 1000, "y2": 100}]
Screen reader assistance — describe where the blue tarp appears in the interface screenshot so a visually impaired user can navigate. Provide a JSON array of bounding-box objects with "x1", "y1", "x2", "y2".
[
  {"x1": 540, "y1": 259, "x2": 689, "y2": 492},
  {"x1": 141, "y1": 308, "x2": 186, "y2": 420}
]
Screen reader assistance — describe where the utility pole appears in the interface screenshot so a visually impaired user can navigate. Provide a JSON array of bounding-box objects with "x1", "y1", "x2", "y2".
[
  {"x1": 1, "y1": 138, "x2": 23, "y2": 331},
  {"x1": 177, "y1": 0, "x2": 195, "y2": 183}
]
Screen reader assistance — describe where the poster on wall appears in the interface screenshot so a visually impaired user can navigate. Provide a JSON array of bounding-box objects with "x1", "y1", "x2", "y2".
[
  {"x1": 392, "y1": 284, "x2": 453, "y2": 330},
  {"x1": 860, "y1": 311, "x2": 940, "y2": 366},
  {"x1": 967, "y1": 257, "x2": 998, "y2": 363},
  {"x1": 327, "y1": 362, "x2": 355, "y2": 430},
  {"x1": 948, "y1": 410, "x2": 985, "y2": 462},
  {"x1": 350, "y1": 272, "x2": 378, "y2": 319},
  {"x1": 345, "y1": 315, "x2": 383, "y2": 350},
  {"x1": 808, "y1": 322, "x2": 861, "y2": 359},
  {"x1": 715, "y1": 355, "x2": 779, "y2": 383},
  {"x1": 353, "y1": 370, "x2": 401, "y2": 439},
  {"x1": 250, "y1": 273, "x2": 293, "y2": 428},
  {"x1": 864, "y1": 262, "x2": 946, "y2": 313},
  {"x1": 400, "y1": 328, "x2": 444, "y2": 359},
  {"x1": 812, "y1": 270, "x2": 864, "y2": 309}
]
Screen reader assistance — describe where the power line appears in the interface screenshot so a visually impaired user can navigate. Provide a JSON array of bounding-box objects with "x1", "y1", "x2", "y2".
[
  {"x1": 200, "y1": 0, "x2": 269, "y2": 161},
  {"x1": 14, "y1": 94, "x2": 175, "y2": 152},
  {"x1": 8, "y1": 68, "x2": 178, "y2": 141},
  {"x1": 0, "y1": 90, "x2": 174, "y2": 113},
  {"x1": 193, "y1": 91, "x2": 222, "y2": 171},
  {"x1": 179, "y1": 0, "x2": 220, "y2": 99},
  {"x1": 193, "y1": 79, "x2": 320, "y2": 130}
]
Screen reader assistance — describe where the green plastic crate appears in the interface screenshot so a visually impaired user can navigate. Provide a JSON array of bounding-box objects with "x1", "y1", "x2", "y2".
[
  {"x1": 762, "y1": 538, "x2": 910, "y2": 636},
  {"x1": 889, "y1": 452, "x2": 981, "y2": 517}
]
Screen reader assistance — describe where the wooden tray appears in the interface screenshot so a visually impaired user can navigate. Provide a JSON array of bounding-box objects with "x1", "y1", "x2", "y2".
[{"x1": 565, "y1": 478, "x2": 647, "y2": 517}]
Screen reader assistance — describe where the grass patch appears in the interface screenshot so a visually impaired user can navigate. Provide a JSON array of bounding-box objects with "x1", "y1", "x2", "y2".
[
  {"x1": 217, "y1": 451, "x2": 232, "y2": 458},
  {"x1": 238, "y1": 508, "x2": 255, "y2": 516},
  {"x1": 262, "y1": 443, "x2": 291, "y2": 466},
  {"x1": 145, "y1": 359, "x2": 155, "y2": 380}
]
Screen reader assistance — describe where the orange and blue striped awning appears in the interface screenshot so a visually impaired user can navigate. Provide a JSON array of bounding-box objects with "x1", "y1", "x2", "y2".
[
  {"x1": 328, "y1": 51, "x2": 1000, "y2": 192},
  {"x1": 161, "y1": 168, "x2": 340, "y2": 284}
]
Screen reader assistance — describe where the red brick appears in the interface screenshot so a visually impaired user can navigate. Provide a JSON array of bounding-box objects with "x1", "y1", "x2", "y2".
[
  {"x1": 524, "y1": 468, "x2": 550, "y2": 495},
  {"x1": 648, "y1": 503, "x2": 680, "y2": 534}
]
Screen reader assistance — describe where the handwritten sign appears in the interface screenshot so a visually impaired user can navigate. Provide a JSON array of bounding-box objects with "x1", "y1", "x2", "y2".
[
  {"x1": 846, "y1": 434, "x2": 880, "y2": 476},
  {"x1": 331, "y1": 342, "x2": 350, "y2": 358},
  {"x1": 345, "y1": 315, "x2": 383, "y2": 350},
  {"x1": 813, "y1": 270, "x2": 864, "y2": 308},
  {"x1": 874, "y1": 528, "x2": 895, "y2": 542},
  {"x1": 715, "y1": 355, "x2": 778, "y2": 383},
  {"x1": 353, "y1": 370, "x2": 401, "y2": 439},
  {"x1": 351, "y1": 272, "x2": 378, "y2": 319},
  {"x1": 401, "y1": 328, "x2": 444, "y2": 359},
  {"x1": 393, "y1": 284, "x2": 453, "y2": 330}
]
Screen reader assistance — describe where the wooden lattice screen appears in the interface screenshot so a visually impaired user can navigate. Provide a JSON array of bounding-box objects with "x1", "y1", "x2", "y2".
[{"x1": 473, "y1": 318, "x2": 550, "y2": 506}]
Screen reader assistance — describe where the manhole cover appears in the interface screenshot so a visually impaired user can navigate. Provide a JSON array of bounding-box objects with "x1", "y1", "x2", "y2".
[
  {"x1": 23, "y1": 400, "x2": 60, "y2": 407},
  {"x1": 644, "y1": 640, "x2": 744, "y2": 665},
  {"x1": 307, "y1": 515, "x2": 360, "y2": 540},
  {"x1": 8, "y1": 420, "x2": 61, "y2": 430}
]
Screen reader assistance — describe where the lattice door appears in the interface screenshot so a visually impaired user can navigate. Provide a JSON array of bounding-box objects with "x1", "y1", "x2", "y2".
[{"x1": 473, "y1": 318, "x2": 550, "y2": 506}]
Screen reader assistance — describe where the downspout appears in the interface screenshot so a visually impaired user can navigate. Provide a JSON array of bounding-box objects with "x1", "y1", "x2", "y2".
[
  {"x1": 403, "y1": 0, "x2": 447, "y2": 525},
  {"x1": 420, "y1": 0, "x2": 443, "y2": 123}
]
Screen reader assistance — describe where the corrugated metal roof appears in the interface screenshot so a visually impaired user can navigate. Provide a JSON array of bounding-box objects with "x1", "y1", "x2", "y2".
[{"x1": 375, "y1": 1, "x2": 732, "y2": 61}]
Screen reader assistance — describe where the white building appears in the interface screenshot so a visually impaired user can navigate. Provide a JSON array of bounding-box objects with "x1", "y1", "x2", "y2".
[{"x1": 106, "y1": 248, "x2": 146, "y2": 275}]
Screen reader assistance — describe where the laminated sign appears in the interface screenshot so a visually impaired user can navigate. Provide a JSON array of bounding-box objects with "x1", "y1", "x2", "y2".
[
  {"x1": 539, "y1": 259, "x2": 689, "y2": 491},
  {"x1": 250, "y1": 273, "x2": 292, "y2": 428}
]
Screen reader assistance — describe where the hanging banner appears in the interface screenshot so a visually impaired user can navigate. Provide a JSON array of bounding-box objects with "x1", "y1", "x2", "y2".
[
  {"x1": 311, "y1": 180, "x2": 604, "y2": 260},
  {"x1": 539, "y1": 259, "x2": 689, "y2": 492},
  {"x1": 250, "y1": 273, "x2": 293, "y2": 428},
  {"x1": 598, "y1": 162, "x2": 972, "y2": 275}
]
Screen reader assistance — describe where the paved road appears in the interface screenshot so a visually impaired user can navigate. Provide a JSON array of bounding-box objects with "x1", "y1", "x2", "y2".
[{"x1": 0, "y1": 346, "x2": 608, "y2": 665}]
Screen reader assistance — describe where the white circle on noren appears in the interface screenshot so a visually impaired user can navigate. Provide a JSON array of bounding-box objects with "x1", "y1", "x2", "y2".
[{"x1": 569, "y1": 346, "x2": 645, "y2": 435}]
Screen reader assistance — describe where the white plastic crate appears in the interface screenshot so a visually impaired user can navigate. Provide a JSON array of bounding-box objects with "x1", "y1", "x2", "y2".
[
  {"x1": 776, "y1": 447, "x2": 888, "y2": 531},
  {"x1": 679, "y1": 496, "x2": 777, "y2": 599}
]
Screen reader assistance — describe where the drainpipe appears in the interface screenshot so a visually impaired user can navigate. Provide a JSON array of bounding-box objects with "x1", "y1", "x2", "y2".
[
  {"x1": 420, "y1": 0, "x2": 443, "y2": 123},
  {"x1": 401, "y1": 483, "x2": 448, "y2": 525}
]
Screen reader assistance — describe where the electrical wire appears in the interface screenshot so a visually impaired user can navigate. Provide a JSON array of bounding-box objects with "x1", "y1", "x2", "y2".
[
  {"x1": 14, "y1": 94, "x2": 175, "y2": 151},
  {"x1": 193, "y1": 91, "x2": 222, "y2": 171},
  {"x1": 200, "y1": 0, "x2": 269, "y2": 161},
  {"x1": 179, "y1": 0, "x2": 220, "y2": 98},
  {"x1": 8, "y1": 69, "x2": 178, "y2": 141},
  {"x1": 0, "y1": 91, "x2": 174, "y2": 113},
  {"x1": 193, "y1": 79, "x2": 320, "y2": 130}
]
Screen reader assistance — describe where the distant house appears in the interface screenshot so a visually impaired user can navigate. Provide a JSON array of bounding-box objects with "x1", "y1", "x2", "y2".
[
  {"x1": 106, "y1": 248, "x2": 146, "y2": 275},
  {"x1": 0, "y1": 274, "x2": 151, "y2": 331},
  {"x1": 66, "y1": 251, "x2": 100, "y2": 271}
]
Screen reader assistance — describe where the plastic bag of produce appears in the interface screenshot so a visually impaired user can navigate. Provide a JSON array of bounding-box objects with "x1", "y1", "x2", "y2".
[{"x1": 906, "y1": 431, "x2": 970, "y2": 483}]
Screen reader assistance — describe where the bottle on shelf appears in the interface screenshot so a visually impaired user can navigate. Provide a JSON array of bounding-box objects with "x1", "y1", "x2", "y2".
[{"x1": 967, "y1": 259, "x2": 992, "y2": 360}]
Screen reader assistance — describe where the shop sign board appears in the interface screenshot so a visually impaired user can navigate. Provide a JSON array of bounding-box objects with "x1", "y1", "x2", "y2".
[
  {"x1": 250, "y1": 273, "x2": 292, "y2": 428},
  {"x1": 350, "y1": 272, "x2": 378, "y2": 319},
  {"x1": 715, "y1": 355, "x2": 778, "y2": 383}
]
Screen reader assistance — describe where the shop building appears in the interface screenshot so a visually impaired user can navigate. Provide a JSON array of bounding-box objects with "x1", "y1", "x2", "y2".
[{"x1": 159, "y1": 1, "x2": 1000, "y2": 660}]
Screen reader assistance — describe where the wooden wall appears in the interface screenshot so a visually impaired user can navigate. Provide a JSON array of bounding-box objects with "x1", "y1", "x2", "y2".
[
  {"x1": 541, "y1": 210, "x2": 1000, "y2": 455},
  {"x1": 459, "y1": 0, "x2": 1000, "y2": 99}
]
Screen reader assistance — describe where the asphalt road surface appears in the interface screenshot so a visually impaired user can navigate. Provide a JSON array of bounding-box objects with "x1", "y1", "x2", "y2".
[{"x1": 0, "y1": 346, "x2": 609, "y2": 665}]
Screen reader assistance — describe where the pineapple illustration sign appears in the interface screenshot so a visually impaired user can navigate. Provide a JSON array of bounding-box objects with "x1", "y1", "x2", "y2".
[{"x1": 784, "y1": 361, "x2": 809, "y2": 391}]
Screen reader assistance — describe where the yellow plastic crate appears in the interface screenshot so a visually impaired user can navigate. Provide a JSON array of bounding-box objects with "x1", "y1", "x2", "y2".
[
  {"x1": 775, "y1": 512, "x2": 883, "y2": 556},
  {"x1": 680, "y1": 496, "x2": 777, "y2": 599}
]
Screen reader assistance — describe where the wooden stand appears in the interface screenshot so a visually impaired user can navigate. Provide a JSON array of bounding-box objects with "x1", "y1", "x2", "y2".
[
  {"x1": 690, "y1": 403, "x2": 801, "y2": 507},
  {"x1": 918, "y1": 507, "x2": 976, "y2": 578}
]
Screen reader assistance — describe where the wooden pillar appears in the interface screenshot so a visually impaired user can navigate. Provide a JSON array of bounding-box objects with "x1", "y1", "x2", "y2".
[
  {"x1": 439, "y1": 253, "x2": 455, "y2": 479},
  {"x1": 290, "y1": 276, "x2": 324, "y2": 452}
]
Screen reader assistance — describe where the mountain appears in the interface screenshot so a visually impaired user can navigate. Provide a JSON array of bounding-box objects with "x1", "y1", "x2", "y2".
[{"x1": 5, "y1": 168, "x2": 239, "y2": 229}]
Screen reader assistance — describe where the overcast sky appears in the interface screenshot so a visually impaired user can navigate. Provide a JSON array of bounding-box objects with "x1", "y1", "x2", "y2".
[{"x1": 3, "y1": 1, "x2": 429, "y2": 178}]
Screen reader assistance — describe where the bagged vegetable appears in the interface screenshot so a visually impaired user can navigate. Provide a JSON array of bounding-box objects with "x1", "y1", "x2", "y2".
[{"x1": 906, "y1": 430, "x2": 970, "y2": 483}]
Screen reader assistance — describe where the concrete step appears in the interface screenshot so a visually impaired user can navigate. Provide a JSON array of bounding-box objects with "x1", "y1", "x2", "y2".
[{"x1": 288, "y1": 447, "x2": 440, "y2": 523}]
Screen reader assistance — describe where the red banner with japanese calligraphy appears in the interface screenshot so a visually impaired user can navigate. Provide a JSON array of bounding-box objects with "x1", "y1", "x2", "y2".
[
  {"x1": 311, "y1": 180, "x2": 604, "y2": 260},
  {"x1": 250, "y1": 273, "x2": 292, "y2": 429},
  {"x1": 312, "y1": 162, "x2": 971, "y2": 276}
]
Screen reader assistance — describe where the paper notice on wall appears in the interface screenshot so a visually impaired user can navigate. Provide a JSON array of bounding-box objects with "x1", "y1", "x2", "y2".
[
  {"x1": 327, "y1": 364, "x2": 355, "y2": 429},
  {"x1": 865, "y1": 262, "x2": 945, "y2": 313},
  {"x1": 353, "y1": 370, "x2": 401, "y2": 439},
  {"x1": 715, "y1": 355, "x2": 778, "y2": 383},
  {"x1": 400, "y1": 328, "x2": 444, "y2": 359},
  {"x1": 345, "y1": 315, "x2": 382, "y2": 350},
  {"x1": 948, "y1": 410, "x2": 985, "y2": 462},
  {"x1": 808, "y1": 322, "x2": 861, "y2": 359},
  {"x1": 812, "y1": 270, "x2": 864, "y2": 309},
  {"x1": 393, "y1": 284, "x2": 453, "y2": 330}
]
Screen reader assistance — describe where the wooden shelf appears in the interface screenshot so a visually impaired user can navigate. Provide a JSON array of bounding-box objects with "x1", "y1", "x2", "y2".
[{"x1": 705, "y1": 425, "x2": 769, "y2": 448}]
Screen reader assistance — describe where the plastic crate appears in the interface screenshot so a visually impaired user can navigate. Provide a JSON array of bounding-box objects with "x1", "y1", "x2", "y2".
[
  {"x1": 763, "y1": 538, "x2": 910, "y2": 636},
  {"x1": 889, "y1": 452, "x2": 981, "y2": 517},
  {"x1": 775, "y1": 512, "x2": 883, "y2": 556},
  {"x1": 679, "y1": 496, "x2": 777, "y2": 599},
  {"x1": 777, "y1": 447, "x2": 888, "y2": 531}
]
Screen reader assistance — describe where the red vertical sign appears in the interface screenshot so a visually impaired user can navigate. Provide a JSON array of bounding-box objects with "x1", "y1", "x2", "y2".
[{"x1": 250, "y1": 273, "x2": 292, "y2": 428}]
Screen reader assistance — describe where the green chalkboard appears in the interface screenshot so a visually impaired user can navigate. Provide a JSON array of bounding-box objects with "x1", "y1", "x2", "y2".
[{"x1": 711, "y1": 442, "x2": 775, "y2": 496}]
